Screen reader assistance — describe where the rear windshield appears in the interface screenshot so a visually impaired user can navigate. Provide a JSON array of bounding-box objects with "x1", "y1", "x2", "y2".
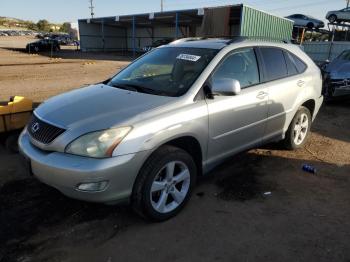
[{"x1": 108, "y1": 47, "x2": 218, "y2": 97}]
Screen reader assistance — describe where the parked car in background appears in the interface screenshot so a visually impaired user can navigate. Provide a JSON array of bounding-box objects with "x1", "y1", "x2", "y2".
[
  {"x1": 286, "y1": 14, "x2": 325, "y2": 29},
  {"x1": 19, "y1": 38, "x2": 323, "y2": 221},
  {"x1": 142, "y1": 38, "x2": 174, "y2": 52},
  {"x1": 26, "y1": 39, "x2": 60, "y2": 52},
  {"x1": 326, "y1": 7, "x2": 350, "y2": 23},
  {"x1": 51, "y1": 34, "x2": 73, "y2": 45},
  {"x1": 322, "y1": 49, "x2": 350, "y2": 98}
]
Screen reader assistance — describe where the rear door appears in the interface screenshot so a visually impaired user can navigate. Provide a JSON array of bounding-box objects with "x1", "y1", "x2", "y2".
[{"x1": 257, "y1": 47, "x2": 308, "y2": 142}]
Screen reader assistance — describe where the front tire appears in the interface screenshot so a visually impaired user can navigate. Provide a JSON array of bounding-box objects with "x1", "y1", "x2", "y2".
[
  {"x1": 132, "y1": 145, "x2": 197, "y2": 221},
  {"x1": 5, "y1": 133, "x2": 19, "y2": 153},
  {"x1": 284, "y1": 106, "x2": 311, "y2": 150}
]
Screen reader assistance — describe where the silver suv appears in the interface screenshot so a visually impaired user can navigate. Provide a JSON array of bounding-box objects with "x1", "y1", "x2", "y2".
[{"x1": 19, "y1": 38, "x2": 323, "y2": 221}]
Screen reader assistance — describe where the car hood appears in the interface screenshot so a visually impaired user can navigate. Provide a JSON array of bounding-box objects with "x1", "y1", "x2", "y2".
[
  {"x1": 326, "y1": 59, "x2": 350, "y2": 79},
  {"x1": 35, "y1": 84, "x2": 175, "y2": 131}
]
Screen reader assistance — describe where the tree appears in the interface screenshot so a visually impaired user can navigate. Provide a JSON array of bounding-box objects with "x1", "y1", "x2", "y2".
[
  {"x1": 27, "y1": 22, "x2": 38, "y2": 31},
  {"x1": 36, "y1": 19, "x2": 50, "y2": 32},
  {"x1": 59, "y1": 22, "x2": 71, "y2": 33}
]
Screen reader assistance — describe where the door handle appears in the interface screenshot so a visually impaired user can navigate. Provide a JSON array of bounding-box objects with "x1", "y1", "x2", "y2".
[
  {"x1": 297, "y1": 80, "x2": 305, "y2": 87},
  {"x1": 256, "y1": 91, "x2": 268, "y2": 100}
]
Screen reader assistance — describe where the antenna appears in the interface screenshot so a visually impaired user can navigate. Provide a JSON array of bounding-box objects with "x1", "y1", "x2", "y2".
[
  {"x1": 89, "y1": 0, "x2": 95, "y2": 18},
  {"x1": 161, "y1": 0, "x2": 164, "y2": 12}
]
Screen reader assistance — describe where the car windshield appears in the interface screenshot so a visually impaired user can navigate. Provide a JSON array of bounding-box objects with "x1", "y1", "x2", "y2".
[
  {"x1": 108, "y1": 47, "x2": 218, "y2": 97},
  {"x1": 337, "y1": 50, "x2": 350, "y2": 60}
]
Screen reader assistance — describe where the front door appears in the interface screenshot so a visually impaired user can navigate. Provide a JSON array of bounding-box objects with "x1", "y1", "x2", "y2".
[{"x1": 206, "y1": 47, "x2": 269, "y2": 165}]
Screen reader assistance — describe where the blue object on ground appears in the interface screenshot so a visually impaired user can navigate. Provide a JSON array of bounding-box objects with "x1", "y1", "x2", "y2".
[{"x1": 302, "y1": 164, "x2": 317, "y2": 174}]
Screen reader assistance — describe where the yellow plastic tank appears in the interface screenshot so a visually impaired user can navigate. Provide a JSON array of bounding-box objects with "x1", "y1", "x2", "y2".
[{"x1": 0, "y1": 96, "x2": 33, "y2": 133}]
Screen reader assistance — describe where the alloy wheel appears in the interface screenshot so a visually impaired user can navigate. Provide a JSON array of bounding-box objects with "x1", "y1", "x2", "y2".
[
  {"x1": 293, "y1": 113, "x2": 309, "y2": 145},
  {"x1": 150, "y1": 161, "x2": 191, "y2": 214}
]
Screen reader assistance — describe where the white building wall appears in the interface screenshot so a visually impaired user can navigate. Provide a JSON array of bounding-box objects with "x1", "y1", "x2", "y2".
[
  {"x1": 79, "y1": 20, "x2": 195, "y2": 52},
  {"x1": 126, "y1": 26, "x2": 187, "y2": 51},
  {"x1": 79, "y1": 21, "x2": 102, "y2": 51},
  {"x1": 103, "y1": 25, "x2": 127, "y2": 51},
  {"x1": 79, "y1": 20, "x2": 127, "y2": 51}
]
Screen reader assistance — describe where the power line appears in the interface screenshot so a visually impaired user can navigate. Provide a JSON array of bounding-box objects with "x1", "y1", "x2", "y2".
[
  {"x1": 164, "y1": 0, "x2": 288, "y2": 8},
  {"x1": 267, "y1": 0, "x2": 331, "y2": 12}
]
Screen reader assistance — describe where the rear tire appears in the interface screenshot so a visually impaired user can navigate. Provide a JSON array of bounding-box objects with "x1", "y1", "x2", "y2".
[
  {"x1": 307, "y1": 22, "x2": 314, "y2": 29},
  {"x1": 328, "y1": 15, "x2": 337, "y2": 23},
  {"x1": 132, "y1": 145, "x2": 197, "y2": 222},
  {"x1": 284, "y1": 106, "x2": 311, "y2": 150}
]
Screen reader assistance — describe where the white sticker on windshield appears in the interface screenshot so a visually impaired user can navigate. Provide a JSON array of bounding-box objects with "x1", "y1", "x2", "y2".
[{"x1": 176, "y1": 54, "x2": 201, "y2": 62}]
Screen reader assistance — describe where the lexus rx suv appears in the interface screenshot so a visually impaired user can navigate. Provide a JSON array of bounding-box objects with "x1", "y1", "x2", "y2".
[{"x1": 19, "y1": 38, "x2": 323, "y2": 221}]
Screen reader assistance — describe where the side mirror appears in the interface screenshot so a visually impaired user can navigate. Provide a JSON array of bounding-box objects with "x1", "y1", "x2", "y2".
[{"x1": 211, "y1": 78, "x2": 241, "y2": 96}]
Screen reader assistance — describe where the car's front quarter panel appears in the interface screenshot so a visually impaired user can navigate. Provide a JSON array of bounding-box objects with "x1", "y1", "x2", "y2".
[{"x1": 112, "y1": 99, "x2": 209, "y2": 162}]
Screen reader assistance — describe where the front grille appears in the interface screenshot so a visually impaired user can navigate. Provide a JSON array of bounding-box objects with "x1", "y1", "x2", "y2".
[{"x1": 27, "y1": 114, "x2": 66, "y2": 144}]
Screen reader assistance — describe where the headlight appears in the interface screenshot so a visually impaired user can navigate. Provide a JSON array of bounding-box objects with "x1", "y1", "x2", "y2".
[{"x1": 65, "y1": 127, "x2": 132, "y2": 158}]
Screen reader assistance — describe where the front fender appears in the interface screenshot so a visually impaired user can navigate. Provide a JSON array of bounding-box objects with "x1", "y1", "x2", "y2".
[{"x1": 112, "y1": 100, "x2": 209, "y2": 160}]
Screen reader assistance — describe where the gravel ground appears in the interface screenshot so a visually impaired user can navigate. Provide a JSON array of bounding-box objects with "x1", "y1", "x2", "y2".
[
  {"x1": 0, "y1": 36, "x2": 130, "y2": 103},
  {"x1": 0, "y1": 37, "x2": 349, "y2": 262}
]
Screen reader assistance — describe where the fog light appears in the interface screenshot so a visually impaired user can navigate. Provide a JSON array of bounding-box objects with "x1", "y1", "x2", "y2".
[{"x1": 77, "y1": 181, "x2": 108, "y2": 192}]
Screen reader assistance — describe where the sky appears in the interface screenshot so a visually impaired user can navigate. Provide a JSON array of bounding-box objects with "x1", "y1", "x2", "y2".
[{"x1": 0, "y1": 0, "x2": 347, "y2": 23}]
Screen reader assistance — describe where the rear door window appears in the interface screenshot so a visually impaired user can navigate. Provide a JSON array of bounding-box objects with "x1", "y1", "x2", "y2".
[{"x1": 259, "y1": 47, "x2": 288, "y2": 82}]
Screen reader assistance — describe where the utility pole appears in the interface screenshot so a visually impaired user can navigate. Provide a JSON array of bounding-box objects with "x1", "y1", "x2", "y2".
[
  {"x1": 89, "y1": 0, "x2": 95, "y2": 18},
  {"x1": 161, "y1": 0, "x2": 164, "y2": 12},
  {"x1": 347, "y1": 0, "x2": 349, "y2": 8}
]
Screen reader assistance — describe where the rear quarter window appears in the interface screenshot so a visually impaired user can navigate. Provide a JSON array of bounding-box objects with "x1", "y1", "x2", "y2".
[{"x1": 289, "y1": 53, "x2": 307, "y2": 73}]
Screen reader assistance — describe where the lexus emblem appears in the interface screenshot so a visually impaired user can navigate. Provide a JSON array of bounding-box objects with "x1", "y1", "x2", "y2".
[{"x1": 31, "y1": 122, "x2": 40, "y2": 133}]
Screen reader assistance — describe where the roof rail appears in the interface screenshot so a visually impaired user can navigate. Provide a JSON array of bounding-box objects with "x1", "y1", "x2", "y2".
[
  {"x1": 169, "y1": 36, "x2": 291, "y2": 45},
  {"x1": 170, "y1": 37, "x2": 210, "y2": 44}
]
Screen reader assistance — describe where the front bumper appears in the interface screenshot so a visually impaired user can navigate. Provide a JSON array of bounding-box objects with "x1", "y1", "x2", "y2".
[{"x1": 19, "y1": 131, "x2": 150, "y2": 204}]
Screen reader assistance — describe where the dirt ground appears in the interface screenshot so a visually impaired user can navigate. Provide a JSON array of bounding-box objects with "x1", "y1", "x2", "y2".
[
  {"x1": 0, "y1": 36, "x2": 131, "y2": 103},
  {"x1": 0, "y1": 37, "x2": 349, "y2": 262}
]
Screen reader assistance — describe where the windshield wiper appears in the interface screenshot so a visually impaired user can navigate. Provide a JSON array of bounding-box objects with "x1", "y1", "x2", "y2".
[{"x1": 109, "y1": 83, "x2": 165, "y2": 95}]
